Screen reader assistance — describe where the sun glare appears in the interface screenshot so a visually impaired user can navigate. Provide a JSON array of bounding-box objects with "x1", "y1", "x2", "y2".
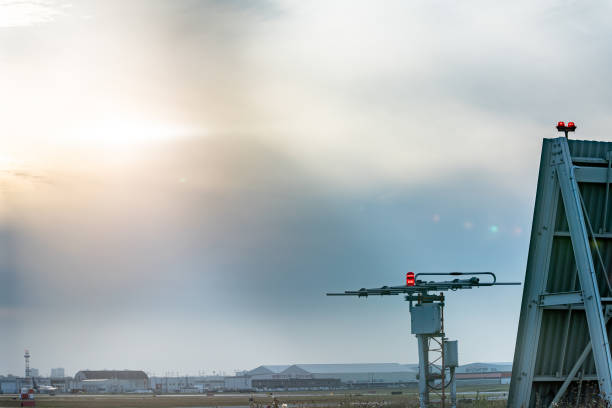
[
  {"x1": 0, "y1": 155, "x2": 20, "y2": 171},
  {"x1": 73, "y1": 118, "x2": 198, "y2": 150},
  {"x1": 0, "y1": 0, "x2": 66, "y2": 28}
]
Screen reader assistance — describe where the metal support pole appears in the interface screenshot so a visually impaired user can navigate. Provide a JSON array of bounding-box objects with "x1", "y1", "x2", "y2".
[
  {"x1": 552, "y1": 137, "x2": 612, "y2": 403},
  {"x1": 441, "y1": 339, "x2": 446, "y2": 408},
  {"x1": 417, "y1": 334, "x2": 429, "y2": 408},
  {"x1": 450, "y1": 366, "x2": 456, "y2": 408},
  {"x1": 441, "y1": 302, "x2": 446, "y2": 408},
  {"x1": 603, "y1": 152, "x2": 611, "y2": 233},
  {"x1": 508, "y1": 141, "x2": 559, "y2": 407}
]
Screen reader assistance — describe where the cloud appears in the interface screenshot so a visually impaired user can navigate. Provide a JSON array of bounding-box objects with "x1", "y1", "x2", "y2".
[
  {"x1": 4, "y1": 0, "x2": 612, "y2": 192},
  {"x1": 1, "y1": 133, "x2": 526, "y2": 374},
  {"x1": 2, "y1": 0, "x2": 611, "y2": 375},
  {"x1": 0, "y1": 0, "x2": 70, "y2": 27}
]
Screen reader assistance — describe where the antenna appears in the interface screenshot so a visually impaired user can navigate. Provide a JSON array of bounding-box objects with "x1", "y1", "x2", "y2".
[{"x1": 328, "y1": 272, "x2": 520, "y2": 408}]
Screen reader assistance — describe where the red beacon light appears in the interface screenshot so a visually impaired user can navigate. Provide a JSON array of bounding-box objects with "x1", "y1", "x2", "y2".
[
  {"x1": 556, "y1": 121, "x2": 566, "y2": 131},
  {"x1": 406, "y1": 272, "x2": 415, "y2": 287},
  {"x1": 556, "y1": 121, "x2": 577, "y2": 138}
]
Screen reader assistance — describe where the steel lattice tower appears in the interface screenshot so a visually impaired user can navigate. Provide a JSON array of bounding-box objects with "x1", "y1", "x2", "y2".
[{"x1": 24, "y1": 349, "x2": 31, "y2": 378}]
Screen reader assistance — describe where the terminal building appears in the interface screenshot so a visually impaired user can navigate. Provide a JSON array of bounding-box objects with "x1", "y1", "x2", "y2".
[{"x1": 73, "y1": 370, "x2": 149, "y2": 393}]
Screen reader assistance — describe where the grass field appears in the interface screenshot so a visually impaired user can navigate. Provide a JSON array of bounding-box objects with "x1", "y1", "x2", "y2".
[{"x1": 0, "y1": 386, "x2": 510, "y2": 408}]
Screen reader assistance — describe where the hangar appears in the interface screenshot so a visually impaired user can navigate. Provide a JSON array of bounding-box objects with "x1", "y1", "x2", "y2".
[{"x1": 73, "y1": 370, "x2": 149, "y2": 393}]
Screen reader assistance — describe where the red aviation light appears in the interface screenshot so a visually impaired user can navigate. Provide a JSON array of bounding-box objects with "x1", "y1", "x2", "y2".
[
  {"x1": 406, "y1": 272, "x2": 415, "y2": 286},
  {"x1": 557, "y1": 121, "x2": 565, "y2": 127}
]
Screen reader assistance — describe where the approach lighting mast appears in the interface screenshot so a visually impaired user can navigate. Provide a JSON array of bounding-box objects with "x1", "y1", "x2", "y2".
[{"x1": 328, "y1": 272, "x2": 520, "y2": 408}]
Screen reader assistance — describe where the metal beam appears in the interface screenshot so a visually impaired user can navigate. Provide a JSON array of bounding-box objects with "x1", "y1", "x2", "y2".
[
  {"x1": 575, "y1": 166, "x2": 608, "y2": 183},
  {"x1": 548, "y1": 309, "x2": 612, "y2": 407},
  {"x1": 539, "y1": 292, "x2": 583, "y2": 306},
  {"x1": 548, "y1": 341, "x2": 592, "y2": 406},
  {"x1": 542, "y1": 303, "x2": 612, "y2": 310},
  {"x1": 509, "y1": 140, "x2": 560, "y2": 407},
  {"x1": 534, "y1": 375, "x2": 598, "y2": 382},
  {"x1": 573, "y1": 157, "x2": 608, "y2": 165},
  {"x1": 552, "y1": 137, "x2": 612, "y2": 402},
  {"x1": 555, "y1": 231, "x2": 612, "y2": 239},
  {"x1": 557, "y1": 306, "x2": 573, "y2": 378}
]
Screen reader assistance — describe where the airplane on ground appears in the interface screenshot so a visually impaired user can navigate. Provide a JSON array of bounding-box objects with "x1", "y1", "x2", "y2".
[{"x1": 32, "y1": 378, "x2": 57, "y2": 395}]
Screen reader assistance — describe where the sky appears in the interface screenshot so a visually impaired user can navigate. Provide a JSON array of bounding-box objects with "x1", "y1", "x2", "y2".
[{"x1": 1, "y1": 0, "x2": 612, "y2": 377}]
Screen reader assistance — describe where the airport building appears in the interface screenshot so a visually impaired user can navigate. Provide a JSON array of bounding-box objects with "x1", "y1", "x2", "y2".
[
  {"x1": 456, "y1": 362, "x2": 512, "y2": 374},
  {"x1": 150, "y1": 375, "x2": 225, "y2": 393},
  {"x1": 0, "y1": 375, "x2": 61, "y2": 394},
  {"x1": 455, "y1": 372, "x2": 512, "y2": 385},
  {"x1": 50, "y1": 368, "x2": 65, "y2": 379},
  {"x1": 430, "y1": 363, "x2": 513, "y2": 386},
  {"x1": 252, "y1": 377, "x2": 341, "y2": 390},
  {"x1": 73, "y1": 370, "x2": 149, "y2": 393},
  {"x1": 0, "y1": 376, "x2": 19, "y2": 394},
  {"x1": 225, "y1": 363, "x2": 418, "y2": 391},
  {"x1": 1, "y1": 362, "x2": 511, "y2": 394}
]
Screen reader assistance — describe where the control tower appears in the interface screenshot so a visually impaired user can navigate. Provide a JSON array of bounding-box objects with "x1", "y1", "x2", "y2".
[{"x1": 24, "y1": 349, "x2": 31, "y2": 378}]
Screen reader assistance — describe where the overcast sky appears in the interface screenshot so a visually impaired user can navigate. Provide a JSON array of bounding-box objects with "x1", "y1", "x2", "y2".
[{"x1": 2, "y1": 0, "x2": 612, "y2": 377}]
